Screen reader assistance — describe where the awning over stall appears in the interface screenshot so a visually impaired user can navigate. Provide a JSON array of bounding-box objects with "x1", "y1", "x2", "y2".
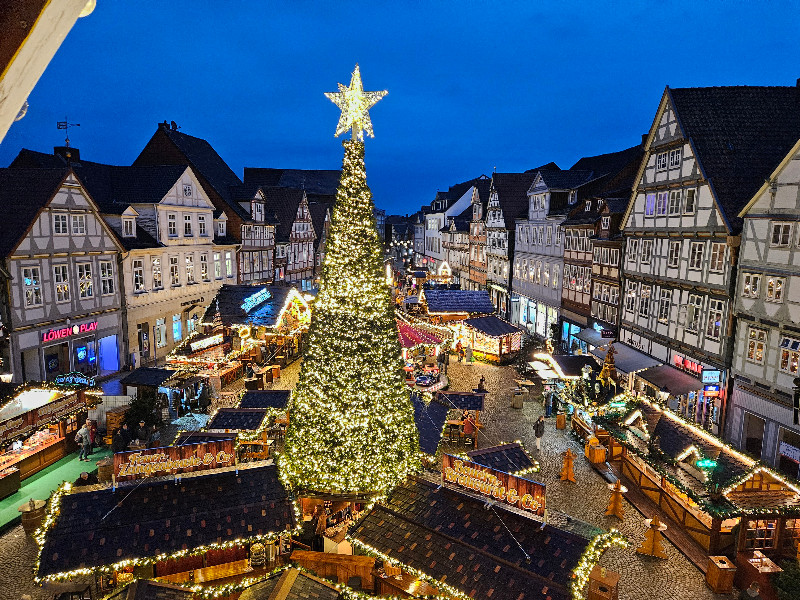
[
  {"x1": 591, "y1": 343, "x2": 661, "y2": 374},
  {"x1": 119, "y1": 367, "x2": 176, "y2": 388},
  {"x1": 397, "y1": 320, "x2": 442, "y2": 348},
  {"x1": 637, "y1": 364, "x2": 703, "y2": 397},
  {"x1": 238, "y1": 390, "x2": 291, "y2": 410},
  {"x1": 575, "y1": 328, "x2": 606, "y2": 347}
]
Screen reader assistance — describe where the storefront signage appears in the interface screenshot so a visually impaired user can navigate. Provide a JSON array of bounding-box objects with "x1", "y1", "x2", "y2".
[
  {"x1": 442, "y1": 454, "x2": 546, "y2": 518},
  {"x1": 181, "y1": 297, "x2": 204, "y2": 307},
  {"x1": 54, "y1": 372, "x2": 95, "y2": 388},
  {"x1": 674, "y1": 354, "x2": 702, "y2": 375},
  {"x1": 701, "y1": 369, "x2": 722, "y2": 384},
  {"x1": 240, "y1": 288, "x2": 272, "y2": 312},
  {"x1": 601, "y1": 329, "x2": 615, "y2": 339},
  {"x1": 33, "y1": 392, "x2": 86, "y2": 427},
  {"x1": 703, "y1": 384, "x2": 720, "y2": 397},
  {"x1": 779, "y1": 442, "x2": 800, "y2": 464},
  {"x1": 189, "y1": 333, "x2": 225, "y2": 353},
  {"x1": 42, "y1": 321, "x2": 98, "y2": 343},
  {"x1": 114, "y1": 439, "x2": 235, "y2": 482},
  {"x1": 0, "y1": 417, "x2": 32, "y2": 443}
]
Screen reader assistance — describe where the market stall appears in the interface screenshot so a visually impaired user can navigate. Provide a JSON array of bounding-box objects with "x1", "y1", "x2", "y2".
[
  {"x1": 0, "y1": 386, "x2": 93, "y2": 494},
  {"x1": 418, "y1": 288, "x2": 494, "y2": 323},
  {"x1": 206, "y1": 407, "x2": 271, "y2": 462},
  {"x1": 453, "y1": 315, "x2": 522, "y2": 363},
  {"x1": 596, "y1": 397, "x2": 800, "y2": 594}
]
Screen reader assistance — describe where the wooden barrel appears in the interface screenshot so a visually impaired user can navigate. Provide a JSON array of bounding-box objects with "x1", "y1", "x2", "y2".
[{"x1": 19, "y1": 500, "x2": 47, "y2": 535}]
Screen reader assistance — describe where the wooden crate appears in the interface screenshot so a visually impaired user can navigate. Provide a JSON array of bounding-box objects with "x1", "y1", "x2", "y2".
[
  {"x1": 705, "y1": 555, "x2": 736, "y2": 594},
  {"x1": 586, "y1": 444, "x2": 607, "y2": 464},
  {"x1": 556, "y1": 413, "x2": 566, "y2": 429},
  {"x1": 105, "y1": 406, "x2": 127, "y2": 434}
]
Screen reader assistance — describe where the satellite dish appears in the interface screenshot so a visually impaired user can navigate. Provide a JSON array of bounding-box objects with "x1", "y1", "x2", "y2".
[{"x1": 14, "y1": 101, "x2": 28, "y2": 122}]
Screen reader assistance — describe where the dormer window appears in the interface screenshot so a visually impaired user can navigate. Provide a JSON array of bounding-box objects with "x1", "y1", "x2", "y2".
[
  {"x1": 217, "y1": 220, "x2": 226, "y2": 237},
  {"x1": 254, "y1": 203, "x2": 264, "y2": 222},
  {"x1": 601, "y1": 216, "x2": 610, "y2": 230},
  {"x1": 585, "y1": 201, "x2": 592, "y2": 212},
  {"x1": 122, "y1": 217, "x2": 136, "y2": 238}
]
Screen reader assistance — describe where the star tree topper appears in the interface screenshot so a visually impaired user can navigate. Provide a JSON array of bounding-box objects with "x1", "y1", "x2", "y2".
[{"x1": 325, "y1": 64, "x2": 387, "y2": 141}]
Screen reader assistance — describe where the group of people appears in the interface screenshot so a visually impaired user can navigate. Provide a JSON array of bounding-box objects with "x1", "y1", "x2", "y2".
[
  {"x1": 111, "y1": 420, "x2": 158, "y2": 453},
  {"x1": 74, "y1": 419, "x2": 97, "y2": 461}
]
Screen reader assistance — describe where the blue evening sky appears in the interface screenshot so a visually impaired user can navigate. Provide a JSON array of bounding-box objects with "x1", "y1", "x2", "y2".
[{"x1": 1, "y1": 1, "x2": 798, "y2": 215}]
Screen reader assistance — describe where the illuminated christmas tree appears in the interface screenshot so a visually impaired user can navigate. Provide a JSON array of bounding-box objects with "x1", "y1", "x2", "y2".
[{"x1": 280, "y1": 66, "x2": 420, "y2": 494}]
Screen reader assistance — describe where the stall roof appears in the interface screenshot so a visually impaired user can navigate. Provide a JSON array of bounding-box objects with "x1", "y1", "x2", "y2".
[
  {"x1": 550, "y1": 354, "x2": 601, "y2": 378},
  {"x1": 38, "y1": 464, "x2": 293, "y2": 578},
  {"x1": 173, "y1": 431, "x2": 238, "y2": 446},
  {"x1": 466, "y1": 443, "x2": 536, "y2": 475},
  {"x1": 238, "y1": 390, "x2": 291, "y2": 410},
  {"x1": 638, "y1": 364, "x2": 702, "y2": 397},
  {"x1": 397, "y1": 319, "x2": 442, "y2": 348},
  {"x1": 207, "y1": 408, "x2": 268, "y2": 431},
  {"x1": 119, "y1": 367, "x2": 176, "y2": 388},
  {"x1": 200, "y1": 285, "x2": 305, "y2": 328},
  {"x1": 421, "y1": 289, "x2": 494, "y2": 315},
  {"x1": 575, "y1": 328, "x2": 606, "y2": 347},
  {"x1": 105, "y1": 580, "x2": 193, "y2": 600},
  {"x1": 238, "y1": 568, "x2": 341, "y2": 600},
  {"x1": 463, "y1": 315, "x2": 521, "y2": 337},
  {"x1": 411, "y1": 393, "x2": 449, "y2": 455},
  {"x1": 435, "y1": 391, "x2": 485, "y2": 411},
  {"x1": 349, "y1": 477, "x2": 590, "y2": 600},
  {"x1": 590, "y1": 342, "x2": 661, "y2": 374}
]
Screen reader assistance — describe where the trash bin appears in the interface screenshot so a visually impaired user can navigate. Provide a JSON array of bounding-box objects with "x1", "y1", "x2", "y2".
[
  {"x1": 511, "y1": 392, "x2": 524, "y2": 409},
  {"x1": 556, "y1": 413, "x2": 567, "y2": 429},
  {"x1": 705, "y1": 555, "x2": 736, "y2": 593}
]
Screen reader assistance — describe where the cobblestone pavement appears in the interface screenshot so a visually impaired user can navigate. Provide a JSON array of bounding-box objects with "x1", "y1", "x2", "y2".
[
  {"x1": 0, "y1": 359, "x2": 729, "y2": 600},
  {"x1": 441, "y1": 360, "x2": 730, "y2": 600}
]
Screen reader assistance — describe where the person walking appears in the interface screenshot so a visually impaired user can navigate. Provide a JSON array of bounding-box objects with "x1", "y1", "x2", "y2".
[
  {"x1": 534, "y1": 415, "x2": 545, "y2": 451},
  {"x1": 314, "y1": 507, "x2": 327, "y2": 552},
  {"x1": 76, "y1": 423, "x2": 92, "y2": 461},
  {"x1": 455, "y1": 341, "x2": 463, "y2": 362}
]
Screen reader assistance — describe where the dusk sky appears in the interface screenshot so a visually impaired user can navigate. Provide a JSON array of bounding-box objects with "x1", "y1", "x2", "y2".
[{"x1": 1, "y1": 1, "x2": 798, "y2": 215}]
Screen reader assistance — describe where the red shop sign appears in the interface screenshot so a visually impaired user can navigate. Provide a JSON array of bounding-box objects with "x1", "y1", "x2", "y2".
[
  {"x1": 42, "y1": 321, "x2": 98, "y2": 343},
  {"x1": 674, "y1": 354, "x2": 703, "y2": 375}
]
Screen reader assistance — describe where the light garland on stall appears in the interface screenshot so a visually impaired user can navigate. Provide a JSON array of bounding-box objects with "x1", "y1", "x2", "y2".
[{"x1": 569, "y1": 529, "x2": 628, "y2": 600}]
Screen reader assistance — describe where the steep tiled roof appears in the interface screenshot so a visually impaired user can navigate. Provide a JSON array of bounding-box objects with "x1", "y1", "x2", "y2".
[
  {"x1": 207, "y1": 408, "x2": 268, "y2": 431},
  {"x1": 38, "y1": 464, "x2": 293, "y2": 577},
  {"x1": 412, "y1": 393, "x2": 448, "y2": 455},
  {"x1": 490, "y1": 172, "x2": 537, "y2": 229},
  {"x1": 244, "y1": 168, "x2": 341, "y2": 195},
  {"x1": 0, "y1": 167, "x2": 68, "y2": 257},
  {"x1": 200, "y1": 285, "x2": 301, "y2": 328},
  {"x1": 350, "y1": 478, "x2": 589, "y2": 600},
  {"x1": 432, "y1": 175, "x2": 490, "y2": 208},
  {"x1": 106, "y1": 580, "x2": 194, "y2": 600},
  {"x1": 525, "y1": 161, "x2": 561, "y2": 173},
  {"x1": 422, "y1": 289, "x2": 494, "y2": 315},
  {"x1": 538, "y1": 169, "x2": 598, "y2": 191},
  {"x1": 239, "y1": 568, "x2": 342, "y2": 600},
  {"x1": 261, "y1": 187, "x2": 306, "y2": 242},
  {"x1": 668, "y1": 86, "x2": 800, "y2": 233},
  {"x1": 569, "y1": 145, "x2": 644, "y2": 177}
]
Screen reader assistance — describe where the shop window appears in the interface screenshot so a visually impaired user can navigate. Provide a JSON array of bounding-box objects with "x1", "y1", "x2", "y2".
[
  {"x1": 783, "y1": 519, "x2": 800, "y2": 553},
  {"x1": 100, "y1": 261, "x2": 114, "y2": 295},
  {"x1": 170, "y1": 256, "x2": 180, "y2": 286},
  {"x1": 53, "y1": 264, "x2": 70, "y2": 303},
  {"x1": 745, "y1": 519, "x2": 777, "y2": 550},
  {"x1": 77, "y1": 263, "x2": 93, "y2": 298},
  {"x1": 152, "y1": 257, "x2": 162, "y2": 289},
  {"x1": 779, "y1": 337, "x2": 800, "y2": 375},
  {"x1": 200, "y1": 254, "x2": 209, "y2": 281},
  {"x1": 186, "y1": 254, "x2": 195, "y2": 284},
  {"x1": 155, "y1": 318, "x2": 167, "y2": 348},
  {"x1": 765, "y1": 276, "x2": 785, "y2": 303},
  {"x1": 172, "y1": 314, "x2": 182, "y2": 342},
  {"x1": 74, "y1": 341, "x2": 96, "y2": 375},
  {"x1": 72, "y1": 214, "x2": 86, "y2": 235},
  {"x1": 746, "y1": 327, "x2": 768, "y2": 364},
  {"x1": 22, "y1": 266, "x2": 42, "y2": 307}
]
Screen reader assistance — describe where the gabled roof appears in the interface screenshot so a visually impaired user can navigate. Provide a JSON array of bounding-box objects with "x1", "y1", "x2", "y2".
[
  {"x1": 0, "y1": 167, "x2": 69, "y2": 257},
  {"x1": 238, "y1": 390, "x2": 291, "y2": 410},
  {"x1": 525, "y1": 161, "x2": 561, "y2": 173},
  {"x1": 38, "y1": 464, "x2": 292, "y2": 578},
  {"x1": 308, "y1": 201, "x2": 331, "y2": 249},
  {"x1": 666, "y1": 85, "x2": 800, "y2": 233},
  {"x1": 133, "y1": 124, "x2": 251, "y2": 222},
  {"x1": 467, "y1": 442, "x2": 537, "y2": 475},
  {"x1": 569, "y1": 145, "x2": 644, "y2": 177},
  {"x1": 432, "y1": 174, "x2": 490, "y2": 209},
  {"x1": 421, "y1": 289, "x2": 494, "y2": 315},
  {"x1": 349, "y1": 477, "x2": 590, "y2": 600},
  {"x1": 490, "y1": 172, "x2": 537, "y2": 229},
  {"x1": 260, "y1": 187, "x2": 307, "y2": 242},
  {"x1": 243, "y1": 168, "x2": 341, "y2": 195},
  {"x1": 463, "y1": 315, "x2": 522, "y2": 337},
  {"x1": 537, "y1": 169, "x2": 598, "y2": 191},
  {"x1": 239, "y1": 568, "x2": 342, "y2": 600}
]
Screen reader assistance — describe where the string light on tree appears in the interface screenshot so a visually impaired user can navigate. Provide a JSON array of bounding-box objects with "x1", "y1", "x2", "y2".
[{"x1": 281, "y1": 66, "x2": 419, "y2": 495}]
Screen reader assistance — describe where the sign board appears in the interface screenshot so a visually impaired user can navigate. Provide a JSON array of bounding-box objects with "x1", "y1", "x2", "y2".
[
  {"x1": 113, "y1": 439, "x2": 235, "y2": 482},
  {"x1": 0, "y1": 391, "x2": 86, "y2": 444},
  {"x1": 779, "y1": 441, "x2": 800, "y2": 464},
  {"x1": 701, "y1": 369, "x2": 722, "y2": 384},
  {"x1": 442, "y1": 454, "x2": 545, "y2": 518},
  {"x1": 54, "y1": 372, "x2": 95, "y2": 388},
  {"x1": 601, "y1": 329, "x2": 616, "y2": 339},
  {"x1": 42, "y1": 321, "x2": 98, "y2": 343},
  {"x1": 240, "y1": 288, "x2": 272, "y2": 312},
  {"x1": 703, "y1": 384, "x2": 720, "y2": 397},
  {"x1": 190, "y1": 333, "x2": 224, "y2": 353}
]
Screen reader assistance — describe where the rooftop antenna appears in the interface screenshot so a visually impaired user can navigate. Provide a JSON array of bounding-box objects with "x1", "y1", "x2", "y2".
[{"x1": 56, "y1": 117, "x2": 80, "y2": 147}]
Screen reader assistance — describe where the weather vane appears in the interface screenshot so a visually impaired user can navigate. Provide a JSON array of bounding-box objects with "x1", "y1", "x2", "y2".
[
  {"x1": 56, "y1": 116, "x2": 80, "y2": 147},
  {"x1": 325, "y1": 64, "x2": 387, "y2": 141}
]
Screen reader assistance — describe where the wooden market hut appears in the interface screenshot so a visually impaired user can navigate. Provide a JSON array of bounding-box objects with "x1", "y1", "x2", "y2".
[
  {"x1": 601, "y1": 398, "x2": 800, "y2": 573},
  {"x1": 36, "y1": 463, "x2": 295, "y2": 589},
  {"x1": 457, "y1": 315, "x2": 522, "y2": 363}
]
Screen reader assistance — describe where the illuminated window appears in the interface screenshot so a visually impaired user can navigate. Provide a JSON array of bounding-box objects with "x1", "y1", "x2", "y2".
[
  {"x1": 709, "y1": 243, "x2": 725, "y2": 272},
  {"x1": 624, "y1": 281, "x2": 637, "y2": 312},
  {"x1": 170, "y1": 256, "x2": 180, "y2": 286},
  {"x1": 765, "y1": 276, "x2": 785, "y2": 302},
  {"x1": 214, "y1": 252, "x2": 222, "y2": 279},
  {"x1": 152, "y1": 257, "x2": 162, "y2": 289},
  {"x1": 53, "y1": 265, "x2": 69, "y2": 303},
  {"x1": 77, "y1": 263, "x2": 93, "y2": 298},
  {"x1": 686, "y1": 294, "x2": 703, "y2": 332},
  {"x1": 658, "y1": 289, "x2": 671, "y2": 323},
  {"x1": 745, "y1": 520, "x2": 776, "y2": 550},
  {"x1": 185, "y1": 254, "x2": 195, "y2": 283},
  {"x1": 783, "y1": 519, "x2": 800, "y2": 553},
  {"x1": 155, "y1": 318, "x2": 167, "y2": 348},
  {"x1": 552, "y1": 265, "x2": 559, "y2": 289},
  {"x1": 742, "y1": 273, "x2": 760, "y2": 298},
  {"x1": 172, "y1": 314, "x2": 182, "y2": 342},
  {"x1": 746, "y1": 327, "x2": 767, "y2": 364},
  {"x1": 132, "y1": 259, "x2": 145, "y2": 292},
  {"x1": 225, "y1": 251, "x2": 233, "y2": 277},
  {"x1": 706, "y1": 299, "x2": 724, "y2": 340},
  {"x1": 780, "y1": 337, "x2": 800, "y2": 375},
  {"x1": 200, "y1": 253, "x2": 209, "y2": 280},
  {"x1": 639, "y1": 285, "x2": 651, "y2": 317}
]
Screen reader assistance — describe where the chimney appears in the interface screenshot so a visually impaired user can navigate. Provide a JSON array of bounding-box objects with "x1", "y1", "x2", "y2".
[
  {"x1": 159, "y1": 120, "x2": 169, "y2": 129},
  {"x1": 53, "y1": 146, "x2": 79, "y2": 163},
  {"x1": 641, "y1": 133, "x2": 648, "y2": 147}
]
